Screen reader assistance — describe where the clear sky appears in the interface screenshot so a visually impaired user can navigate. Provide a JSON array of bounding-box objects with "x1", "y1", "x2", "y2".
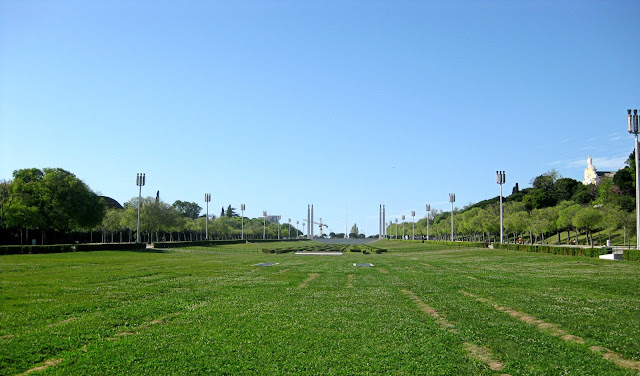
[{"x1": 2, "y1": 1, "x2": 639, "y2": 236}]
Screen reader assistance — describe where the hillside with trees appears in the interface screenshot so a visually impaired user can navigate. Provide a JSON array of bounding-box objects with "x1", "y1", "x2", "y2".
[{"x1": 387, "y1": 152, "x2": 637, "y2": 247}]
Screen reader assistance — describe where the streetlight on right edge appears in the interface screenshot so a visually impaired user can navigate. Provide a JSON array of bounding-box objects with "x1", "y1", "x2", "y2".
[
  {"x1": 496, "y1": 171, "x2": 505, "y2": 244},
  {"x1": 628, "y1": 109, "x2": 640, "y2": 250}
]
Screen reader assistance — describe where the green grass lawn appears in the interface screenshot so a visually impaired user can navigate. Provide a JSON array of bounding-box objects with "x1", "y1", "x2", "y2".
[{"x1": 1, "y1": 242, "x2": 639, "y2": 375}]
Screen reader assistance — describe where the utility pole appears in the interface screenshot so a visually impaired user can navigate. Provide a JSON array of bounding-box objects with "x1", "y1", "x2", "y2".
[
  {"x1": 496, "y1": 171, "x2": 506, "y2": 244},
  {"x1": 136, "y1": 173, "x2": 145, "y2": 243},
  {"x1": 449, "y1": 193, "x2": 456, "y2": 241},
  {"x1": 205, "y1": 193, "x2": 211, "y2": 240}
]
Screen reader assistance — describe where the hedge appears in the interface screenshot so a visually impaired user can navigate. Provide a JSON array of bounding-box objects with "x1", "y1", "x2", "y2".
[
  {"x1": 153, "y1": 238, "x2": 309, "y2": 249},
  {"x1": 623, "y1": 249, "x2": 640, "y2": 261},
  {"x1": 492, "y1": 243, "x2": 607, "y2": 258},
  {"x1": 74, "y1": 243, "x2": 146, "y2": 252},
  {"x1": 0, "y1": 243, "x2": 146, "y2": 255}
]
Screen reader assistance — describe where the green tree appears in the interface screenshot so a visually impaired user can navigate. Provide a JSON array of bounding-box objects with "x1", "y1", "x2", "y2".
[
  {"x1": 349, "y1": 223, "x2": 359, "y2": 238},
  {"x1": 557, "y1": 203, "x2": 581, "y2": 244},
  {"x1": 523, "y1": 189, "x2": 556, "y2": 211},
  {"x1": 572, "y1": 207, "x2": 603, "y2": 246},
  {"x1": 8, "y1": 168, "x2": 105, "y2": 240},
  {"x1": 531, "y1": 169, "x2": 561, "y2": 191},
  {"x1": 553, "y1": 178, "x2": 580, "y2": 202},
  {"x1": 226, "y1": 205, "x2": 238, "y2": 218},
  {"x1": 172, "y1": 200, "x2": 202, "y2": 220}
]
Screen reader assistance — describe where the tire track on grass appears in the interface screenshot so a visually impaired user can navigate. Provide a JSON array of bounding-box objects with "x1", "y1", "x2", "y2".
[
  {"x1": 401, "y1": 289, "x2": 509, "y2": 375},
  {"x1": 299, "y1": 273, "x2": 320, "y2": 288},
  {"x1": 460, "y1": 290, "x2": 640, "y2": 372}
]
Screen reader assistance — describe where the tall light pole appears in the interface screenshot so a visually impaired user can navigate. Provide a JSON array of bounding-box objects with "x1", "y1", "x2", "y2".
[
  {"x1": 288, "y1": 218, "x2": 291, "y2": 239},
  {"x1": 425, "y1": 204, "x2": 431, "y2": 241},
  {"x1": 297, "y1": 220, "x2": 300, "y2": 238},
  {"x1": 263, "y1": 211, "x2": 267, "y2": 239},
  {"x1": 241, "y1": 204, "x2": 245, "y2": 240},
  {"x1": 277, "y1": 215, "x2": 281, "y2": 240},
  {"x1": 395, "y1": 218, "x2": 398, "y2": 239},
  {"x1": 449, "y1": 193, "x2": 456, "y2": 241},
  {"x1": 205, "y1": 193, "x2": 211, "y2": 240},
  {"x1": 136, "y1": 173, "x2": 145, "y2": 243},
  {"x1": 628, "y1": 109, "x2": 640, "y2": 250},
  {"x1": 411, "y1": 211, "x2": 416, "y2": 240},
  {"x1": 496, "y1": 171, "x2": 506, "y2": 244},
  {"x1": 402, "y1": 215, "x2": 405, "y2": 240}
]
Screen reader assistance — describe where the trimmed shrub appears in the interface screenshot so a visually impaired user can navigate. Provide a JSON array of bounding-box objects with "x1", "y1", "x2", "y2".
[
  {"x1": 74, "y1": 243, "x2": 146, "y2": 252},
  {"x1": 493, "y1": 243, "x2": 607, "y2": 258},
  {"x1": 623, "y1": 249, "x2": 640, "y2": 261}
]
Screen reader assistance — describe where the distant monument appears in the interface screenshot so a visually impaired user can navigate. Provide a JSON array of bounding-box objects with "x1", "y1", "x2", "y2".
[{"x1": 583, "y1": 155, "x2": 614, "y2": 185}]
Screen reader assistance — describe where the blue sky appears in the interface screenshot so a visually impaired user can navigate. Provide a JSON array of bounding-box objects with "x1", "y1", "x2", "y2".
[{"x1": 2, "y1": 1, "x2": 639, "y2": 236}]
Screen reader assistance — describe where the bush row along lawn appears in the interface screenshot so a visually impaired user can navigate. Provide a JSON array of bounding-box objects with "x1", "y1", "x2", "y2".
[{"x1": 0, "y1": 242, "x2": 639, "y2": 375}]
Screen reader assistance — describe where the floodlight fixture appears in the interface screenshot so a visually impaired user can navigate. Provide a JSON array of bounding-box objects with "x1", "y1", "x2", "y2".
[
  {"x1": 628, "y1": 109, "x2": 640, "y2": 250},
  {"x1": 411, "y1": 211, "x2": 416, "y2": 240},
  {"x1": 205, "y1": 193, "x2": 211, "y2": 240},
  {"x1": 135, "y1": 173, "x2": 145, "y2": 243},
  {"x1": 449, "y1": 193, "x2": 455, "y2": 241}
]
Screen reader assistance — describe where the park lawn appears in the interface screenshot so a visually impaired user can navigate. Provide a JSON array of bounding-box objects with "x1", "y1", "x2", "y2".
[{"x1": 0, "y1": 242, "x2": 639, "y2": 375}]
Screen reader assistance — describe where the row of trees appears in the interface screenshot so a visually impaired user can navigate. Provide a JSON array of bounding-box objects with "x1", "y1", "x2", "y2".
[
  {"x1": 0, "y1": 168, "x2": 303, "y2": 245},
  {"x1": 386, "y1": 153, "x2": 638, "y2": 247},
  {"x1": 102, "y1": 198, "x2": 302, "y2": 243}
]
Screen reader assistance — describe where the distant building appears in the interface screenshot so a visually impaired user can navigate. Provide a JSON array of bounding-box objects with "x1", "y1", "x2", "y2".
[
  {"x1": 265, "y1": 215, "x2": 281, "y2": 224},
  {"x1": 583, "y1": 155, "x2": 614, "y2": 185}
]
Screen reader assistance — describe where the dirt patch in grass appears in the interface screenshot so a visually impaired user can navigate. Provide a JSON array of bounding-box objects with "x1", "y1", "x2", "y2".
[
  {"x1": 0, "y1": 334, "x2": 15, "y2": 340},
  {"x1": 590, "y1": 346, "x2": 640, "y2": 371},
  {"x1": 47, "y1": 317, "x2": 76, "y2": 327},
  {"x1": 419, "y1": 263, "x2": 433, "y2": 267},
  {"x1": 150, "y1": 319, "x2": 166, "y2": 325},
  {"x1": 19, "y1": 358, "x2": 62, "y2": 375},
  {"x1": 188, "y1": 301, "x2": 207, "y2": 310},
  {"x1": 401, "y1": 290, "x2": 454, "y2": 330},
  {"x1": 299, "y1": 273, "x2": 320, "y2": 288},
  {"x1": 346, "y1": 274, "x2": 355, "y2": 288},
  {"x1": 466, "y1": 276, "x2": 478, "y2": 280},
  {"x1": 377, "y1": 268, "x2": 389, "y2": 274},
  {"x1": 277, "y1": 268, "x2": 292, "y2": 274},
  {"x1": 463, "y1": 342, "x2": 508, "y2": 373}
]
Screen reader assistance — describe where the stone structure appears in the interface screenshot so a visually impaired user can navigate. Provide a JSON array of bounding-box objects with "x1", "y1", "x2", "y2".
[{"x1": 583, "y1": 155, "x2": 614, "y2": 185}]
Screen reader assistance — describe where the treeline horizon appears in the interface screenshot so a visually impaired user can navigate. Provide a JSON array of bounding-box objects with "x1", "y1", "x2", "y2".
[{"x1": 1, "y1": 152, "x2": 636, "y2": 246}]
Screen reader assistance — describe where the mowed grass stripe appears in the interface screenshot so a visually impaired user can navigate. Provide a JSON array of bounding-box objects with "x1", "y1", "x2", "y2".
[
  {"x1": 401, "y1": 289, "x2": 508, "y2": 374},
  {"x1": 461, "y1": 290, "x2": 640, "y2": 373}
]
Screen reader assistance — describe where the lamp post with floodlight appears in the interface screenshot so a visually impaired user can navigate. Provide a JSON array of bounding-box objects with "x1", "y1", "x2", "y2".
[
  {"x1": 263, "y1": 211, "x2": 267, "y2": 239},
  {"x1": 402, "y1": 215, "x2": 405, "y2": 240},
  {"x1": 411, "y1": 211, "x2": 416, "y2": 240},
  {"x1": 449, "y1": 193, "x2": 456, "y2": 241},
  {"x1": 496, "y1": 171, "x2": 506, "y2": 244},
  {"x1": 628, "y1": 109, "x2": 640, "y2": 250},
  {"x1": 205, "y1": 193, "x2": 211, "y2": 240},
  {"x1": 425, "y1": 204, "x2": 431, "y2": 241},
  {"x1": 136, "y1": 173, "x2": 145, "y2": 243},
  {"x1": 240, "y1": 204, "x2": 245, "y2": 240}
]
